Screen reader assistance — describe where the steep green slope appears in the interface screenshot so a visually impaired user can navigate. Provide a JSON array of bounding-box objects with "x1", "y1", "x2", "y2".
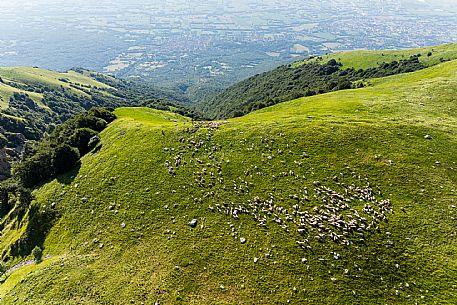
[
  {"x1": 300, "y1": 42, "x2": 457, "y2": 70},
  {"x1": 200, "y1": 43, "x2": 457, "y2": 119},
  {"x1": 0, "y1": 57, "x2": 456, "y2": 304},
  {"x1": 0, "y1": 67, "x2": 114, "y2": 108}
]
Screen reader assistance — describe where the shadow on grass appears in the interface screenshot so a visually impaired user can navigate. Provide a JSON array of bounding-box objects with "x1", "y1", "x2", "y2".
[
  {"x1": 6, "y1": 162, "x2": 83, "y2": 261},
  {"x1": 56, "y1": 162, "x2": 82, "y2": 186}
]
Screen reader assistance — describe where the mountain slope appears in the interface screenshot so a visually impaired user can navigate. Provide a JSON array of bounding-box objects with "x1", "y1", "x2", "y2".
[
  {"x1": 199, "y1": 43, "x2": 457, "y2": 119},
  {"x1": 299, "y1": 42, "x2": 457, "y2": 70},
  {"x1": 0, "y1": 67, "x2": 125, "y2": 180},
  {"x1": 0, "y1": 67, "x2": 201, "y2": 180},
  {"x1": 0, "y1": 53, "x2": 456, "y2": 304}
]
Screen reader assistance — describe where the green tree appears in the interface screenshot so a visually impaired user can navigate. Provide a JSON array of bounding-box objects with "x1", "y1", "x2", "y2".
[
  {"x1": 52, "y1": 144, "x2": 80, "y2": 175},
  {"x1": 32, "y1": 246, "x2": 43, "y2": 263},
  {"x1": 13, "y1": 150, "x2": 53, "y2": 188},
  {"x1": 73, "y1": 115, "x2": 107, "y2": 132},
  {"x1": 69, "y1": 128, "x2": 98, "y2": 155},
  {"x1": 0, "y1": 261, "x2": 7, "y2": 280},
  {"x1": 89, "y1": 108, "x2": 116, "y2": 123},
  {"x1": 0, "y1": 133, "x2": 7, "y2": 149}
]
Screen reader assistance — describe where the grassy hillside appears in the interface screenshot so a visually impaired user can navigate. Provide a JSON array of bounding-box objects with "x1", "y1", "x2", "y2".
[
  {"x1": 0, "y1": 57, "x2": 456, "y2": 304},
  {"x1": 0, "y1": 67, "x2": 114, "y2": 109},
  {"x1": 300, "y1": 43, "x2": 457, "y2": 70},
  {"x1": 200, "y1": 43, "x2": 457, "y2": 119},
  {"x1": 0, "y1": 67, "x2": 203, "y2": 180}
]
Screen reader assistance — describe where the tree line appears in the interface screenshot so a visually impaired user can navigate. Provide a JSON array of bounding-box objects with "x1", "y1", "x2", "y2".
[{"x1": 200, "y1": 55, "x2": 425, "y2": 119}]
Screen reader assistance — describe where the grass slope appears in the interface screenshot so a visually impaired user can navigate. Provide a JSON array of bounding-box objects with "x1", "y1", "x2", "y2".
[
  {"x1": 0, "y1": 67, "x2": 115, "y2": 111},
  {"x1": 1, "y1": 61, "x2": 457, "y2": 304},
  {"x1": 200, "y1": 43, "x2": 457, "y2": 119},
  {"x1": 300, "y1": 43, "x2": 457, "y2": 70}
]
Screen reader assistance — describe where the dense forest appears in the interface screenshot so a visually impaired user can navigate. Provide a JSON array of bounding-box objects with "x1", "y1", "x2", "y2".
[{"x1": 199, "y1": 55, "x2": 425, "y2": 119}]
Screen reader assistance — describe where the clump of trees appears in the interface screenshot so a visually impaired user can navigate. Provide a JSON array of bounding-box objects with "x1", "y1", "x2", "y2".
[
  {"x1": 13, "y1": 108, "x2": 115, "y2": 188},
  {"x1": 0, "y1": 108, "x2": 116, "y2": 261}
]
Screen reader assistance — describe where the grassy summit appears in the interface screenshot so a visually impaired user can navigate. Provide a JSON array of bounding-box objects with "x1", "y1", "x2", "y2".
[{"x1": 0, "y1": 54, "x2": 456, "y2": 304}]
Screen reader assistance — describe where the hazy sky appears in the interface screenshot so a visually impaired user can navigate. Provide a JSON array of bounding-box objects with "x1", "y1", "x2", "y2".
[
  {"x1": 2, "y1": 0, "x2": 457, "y2": 13},
  {"x1": 2, "y1": 0, "x2": 456, "y2": 8}
]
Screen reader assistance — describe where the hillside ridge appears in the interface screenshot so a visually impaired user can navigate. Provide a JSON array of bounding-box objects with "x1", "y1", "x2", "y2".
[
  {"x1": 199, "y1": 43, "x2": 457, "y2": 119},
  {"x1": 0, "y1": 44, "x2": 456, "y2": 304}
]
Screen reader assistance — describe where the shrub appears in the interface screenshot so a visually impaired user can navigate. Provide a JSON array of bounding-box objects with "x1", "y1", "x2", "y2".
[
  {"x1": 12, "y1": 109, "x2": 115, "y2": 187},
  {"x1": 0, "y1": 133, "x2": 7, "y2": 149},
  {"x1": 73, "y1": 115, "x2": 107, "y2": 132},
  {"x1": 0, "y1": 261, "x2": 6, "y2": 276},
  {"x1": 32, "y1": 246, "x2": 43, "y2": 263},
  {"x1": 13, "y1": 151, "x2": 53, "y2": 188},
  {"x1": 69, "y1": 128, "x2": 98, "y2": 155},
  {"x1": 52, "y1": 144, "x2": 80, "y2": 175},
  {"x1": 89, "y1": 108, "x2": 116, "y2": 123}
]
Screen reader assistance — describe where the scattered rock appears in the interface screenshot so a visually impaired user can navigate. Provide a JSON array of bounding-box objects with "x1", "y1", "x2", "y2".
[{"x1": 188, "y1": 219, "x2": 198, "y2": 228}]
